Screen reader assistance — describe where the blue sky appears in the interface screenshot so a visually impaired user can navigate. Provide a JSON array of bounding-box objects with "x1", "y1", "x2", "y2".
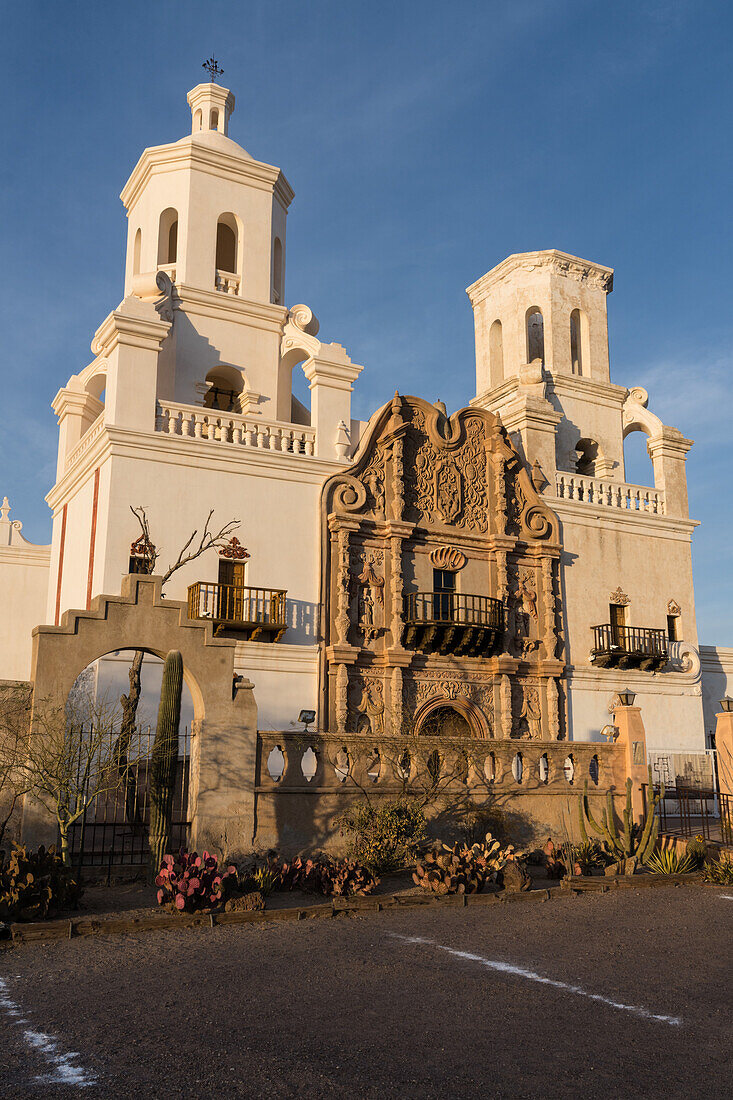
[{"x1": 0, "y1": 0, "x2": 731, "y2": 641}]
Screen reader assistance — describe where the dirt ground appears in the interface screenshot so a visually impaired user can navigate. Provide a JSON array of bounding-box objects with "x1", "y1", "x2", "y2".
[{"x1": 1, "y1": 884, "x2": 731, "y2": 1098}]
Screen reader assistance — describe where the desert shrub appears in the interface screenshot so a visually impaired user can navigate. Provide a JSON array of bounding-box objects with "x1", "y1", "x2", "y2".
[
  {"x1": 0, "y1": 844, "x2": 82, "y2": 921},
  {"x1": 458, "y1": 804, "x2": 508, "y2": 846},
  {"x1": 646, "y1": 847, "x2": 696, "y2": 875},
  {"x1": 413, "y1": 833, "x2": 512, "y2": 896},
  {"x1": 268, "y1": 854, "x2": 378, "y2": 897},
  {"x1": 155, "y1": 849, "x2": 237, "y2": 912},
  {"x1": 702, "y1": 854, "x2": 733, "y2": 885},
  {"x1": 336, "y1": 798, "x2": 426, "y2": 873}
]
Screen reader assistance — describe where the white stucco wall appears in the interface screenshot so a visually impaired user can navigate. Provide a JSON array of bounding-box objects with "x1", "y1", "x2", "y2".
[{"x1": 0, "y1": 502, "x2": 51, "y2": 681}]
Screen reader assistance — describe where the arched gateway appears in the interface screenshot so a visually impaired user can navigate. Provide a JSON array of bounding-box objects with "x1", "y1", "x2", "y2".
[{"x1": 22, "y1": 574, "x2": 258, "y2": 856}]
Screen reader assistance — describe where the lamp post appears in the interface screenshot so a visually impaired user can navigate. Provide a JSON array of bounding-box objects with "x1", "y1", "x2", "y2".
[
  {"x1": 719, "y1": 696, "x2": 733, "y2": 713},
  {"x1": 616, "y1": 688, "x2": 636, "y2": 707}
]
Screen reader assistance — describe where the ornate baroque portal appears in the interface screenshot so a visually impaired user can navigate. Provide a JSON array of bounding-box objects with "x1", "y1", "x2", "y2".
[{"x1": 319, "y1": 395, "x2": 565, "y2": 741}]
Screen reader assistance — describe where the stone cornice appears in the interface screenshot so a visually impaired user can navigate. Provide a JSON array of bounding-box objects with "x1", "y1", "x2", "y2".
[
  {"x1": 120, "y1": 139, "x2": 294, "y2": 211},
  {"x1": 174, "y1": 285, "x2": 288, "y2": 331},
  {"x1": 46, "y1": 423, "x2": 346, "y2": 514},
  {"x1": 51, "y1": 388, "x2": 104, "y2": 422},
  {"x1": 467, "y1": 250, "x2": 614, "y2": 304},
  {"x1": 566, "y1": 664, "x2": 702, "y2": 694},
  {"x1": 699, "y1": 645, "x2": 733, "y2": 671},
  {"x1": 552, "y1": 497, "x2": 698, "y2": 539},
  {"x1": 0, "y1": 546, "x2": 51, "y2": 567},
  {"x1": 546, "y1": 373, "x2": 627, "y2": 410},
  {"x1": 91, "y1": 306, "x2": 171, "y2": 357}
]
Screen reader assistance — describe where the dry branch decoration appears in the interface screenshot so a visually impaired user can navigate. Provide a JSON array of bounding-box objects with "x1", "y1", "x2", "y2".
[{"x1": 130, "y1": 505, "x2": 240, "y2": 588}]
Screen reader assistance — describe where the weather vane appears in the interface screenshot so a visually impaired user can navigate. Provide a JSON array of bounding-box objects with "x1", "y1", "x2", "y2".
[{"x1": 202, "y1": 57, "x2": 224, "y2": 83}]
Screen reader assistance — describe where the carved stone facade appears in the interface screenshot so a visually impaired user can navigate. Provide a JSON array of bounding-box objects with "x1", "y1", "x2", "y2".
[{"x1": 320, "y1": 394, "x2": 565, "y2": 742}]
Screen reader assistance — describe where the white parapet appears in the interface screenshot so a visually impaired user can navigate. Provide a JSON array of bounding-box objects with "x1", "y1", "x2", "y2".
[
  {"x1": 155, "y1": 400, "x2": 317, "y2": 455},
  {"x1": 555, "y1": 471, "x2": 665, "y2": 515}
]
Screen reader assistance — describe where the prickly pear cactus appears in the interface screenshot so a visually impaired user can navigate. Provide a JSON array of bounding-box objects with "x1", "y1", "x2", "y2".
[
  {"x1": 413, "y1": 833, "x2": 510, "y2": 895},
  {"x1": 148, "y1": 650, "x2": 183, "y2": 878}
]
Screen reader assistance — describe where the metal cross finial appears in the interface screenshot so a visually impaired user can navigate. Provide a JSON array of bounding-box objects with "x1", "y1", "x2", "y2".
[{"x1": 202, "y1": 57, "x2": 224, "y2": 83}]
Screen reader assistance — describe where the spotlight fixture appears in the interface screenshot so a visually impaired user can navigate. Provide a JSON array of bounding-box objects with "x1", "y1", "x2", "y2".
[{"x1": 298, "y1": 709, "x2": 316, "y2": 732}]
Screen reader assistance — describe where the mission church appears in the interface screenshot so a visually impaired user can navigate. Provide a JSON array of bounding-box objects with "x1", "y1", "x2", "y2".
[{"x1": 2, "y1": 77, "x2": 731, "y2": 836}]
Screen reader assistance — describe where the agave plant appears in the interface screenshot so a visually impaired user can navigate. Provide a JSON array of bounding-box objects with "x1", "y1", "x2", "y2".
[
  {"x1": 646, "y1": 847, "x2": 695, "y2": 875},
  {"x1": 702, "y1": 854, "x2": 733, "y2": 885}
]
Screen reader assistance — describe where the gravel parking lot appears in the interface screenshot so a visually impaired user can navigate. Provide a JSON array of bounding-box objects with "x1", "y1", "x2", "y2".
[{"x1": 1, "y1": 885, "x2": 731, "y2": 1098}]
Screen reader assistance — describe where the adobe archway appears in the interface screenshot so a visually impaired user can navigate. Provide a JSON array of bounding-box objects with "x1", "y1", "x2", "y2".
[{"x1": 23, "y1": 574, "x2": 258, "y2": 857}]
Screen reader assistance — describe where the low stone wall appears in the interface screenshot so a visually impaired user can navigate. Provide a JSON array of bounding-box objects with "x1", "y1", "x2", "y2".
[{"x1": 253, "y1": 732, "x2": 629, "y2": 853}]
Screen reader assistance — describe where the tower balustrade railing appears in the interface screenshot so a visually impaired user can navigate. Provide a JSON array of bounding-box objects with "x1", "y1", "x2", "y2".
[
  {"x1": 155, "y1": 400, "x2": 316, "y2": 455},
  {"x1": 555, "y1": 471, "x2": 665, "y2": 514}
]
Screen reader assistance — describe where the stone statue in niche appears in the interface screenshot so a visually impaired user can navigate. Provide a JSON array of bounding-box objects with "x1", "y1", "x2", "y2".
[
  {"x1": 350, "y1": 676, "x2": 385, "y2": 735},
  {"x1": 513, "y1": 685, "x2": 542, "y2": 739},
  {"x1": 509, "y1": 568, "x2": 540, "y2": 659},
  {"x1": 352, "y1": 557, "x2": 385, "y2": 642}
]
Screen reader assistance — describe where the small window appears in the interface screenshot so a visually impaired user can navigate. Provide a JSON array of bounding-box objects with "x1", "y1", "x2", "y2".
[
  {"x1": 216, "y1": 219, "x2": 237, "y2": 273},
  {"x1": 194, "y1": 109, "x2": 203, "y2": 131},
  {"x1": 272, "y1": 237, "x2": 283, "y2": 304},
  {"x1": 210, "y1": 109, "x2": 219, "y2": 131},
  {"x1": 489, "y1": 319, "x2": 504, "y2": 381},
  {"x1": 667, "y1": 615, "x2": 680, "y2": 641},
  {"x1": 157, "y1": 208, "x2": 178, "y2": 266},
  {"x1": 610, "y1": 603, "x2": 627, "y2": 646},
  {"x1": 526, "y1": 307, "x2": 545, "y2": 364},
  {"x1": 133, "y1": 228, "x2": 142, "y2": 276},
  {"x1": 570, "y1": 309, "x2": 582, "y2": 375}
]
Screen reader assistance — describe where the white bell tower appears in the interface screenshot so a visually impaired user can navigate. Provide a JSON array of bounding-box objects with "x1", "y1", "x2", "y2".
[{"x1": 119, "y1": 80, "x2": 294, "y2": 412}]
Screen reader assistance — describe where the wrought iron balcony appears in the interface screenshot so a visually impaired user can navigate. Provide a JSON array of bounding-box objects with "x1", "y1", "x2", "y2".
[
  {"x1": 402, "y1": 592, "x2": 504, "y2": 656},
  {"x1": 591, "y1": 624, "x2": 668, "y2": 671},
  {"x1": 187, "y1": 583, "x2": 287, "y2": 642}
]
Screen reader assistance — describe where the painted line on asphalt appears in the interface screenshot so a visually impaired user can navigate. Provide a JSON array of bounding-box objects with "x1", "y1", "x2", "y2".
[
  {"x1": 719, "y1": 894, "x2": 733, "y2": 900},
  {"x1": 390, "y1": 934, "x2": 683, "y2": 1026},
  {"x1": 0, "y1": 977, "x2": 97, "y2": 1087}
]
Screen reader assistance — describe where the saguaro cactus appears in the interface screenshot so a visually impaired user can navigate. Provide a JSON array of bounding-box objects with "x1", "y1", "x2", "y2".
[
  {"x1": 148, "y1": 650, "x2": 183, "y2": 877},
  {"x1": 578, "y1": 766, "x2": 664, "y2": 865}
]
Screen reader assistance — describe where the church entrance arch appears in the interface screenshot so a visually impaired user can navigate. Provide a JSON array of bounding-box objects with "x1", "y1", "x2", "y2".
[{"x1": 414, "y1": 696, "x2": 490, "y2": 739}]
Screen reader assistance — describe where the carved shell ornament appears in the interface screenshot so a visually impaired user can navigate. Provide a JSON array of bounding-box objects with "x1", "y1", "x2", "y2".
[
  {"x1": 610, "y1": 587, "x2": 630, "y2": 606},
  {"x1": 429, "y1": 546, "x2": 467, "y2": 572},
  {"x1": 219, "y1": 536, "x2": 250, "y2": 561},
  {"x1": 667, "y1": 599, "x2": 681, "y2": 616}
]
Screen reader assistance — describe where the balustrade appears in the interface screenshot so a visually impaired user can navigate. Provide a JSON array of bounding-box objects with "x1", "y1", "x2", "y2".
[
  {"x1": 215, "y1": 269, "x2": 240, "y2": 294},
  {"x1": 256, "y1": 732, "x2": 625, "y2": 794},
  {"x1": 555, "y1": 471, "x2": 665, "y2": 515},
  {"x1": 65, "y1": 412, "x2": 105, "y2": 471},
  {"x1": 156, "y1": 400, "x2": 316, "y2": 455},
  {"x1": 591, "y1": 623, "x2": 668, "y2": 671}
]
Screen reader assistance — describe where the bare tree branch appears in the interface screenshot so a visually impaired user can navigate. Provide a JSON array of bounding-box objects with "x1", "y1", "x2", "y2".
[{"x1": 129, "y1": 505, "x2": 240, "y2": 590}]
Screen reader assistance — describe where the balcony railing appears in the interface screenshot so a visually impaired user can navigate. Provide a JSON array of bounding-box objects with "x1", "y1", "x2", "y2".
[
  {"x1": 402, "y1": 592, "x2": 504, "y2": 657},
  {"x1": 215, "y1": 269, "x2": 240, "y2": 295},
  {"x1": 591, "y1": 623, "x2": 668, "y2": 671},
  {"x1": 187, "y1": 583, "x2": 287, "y2": 642}
]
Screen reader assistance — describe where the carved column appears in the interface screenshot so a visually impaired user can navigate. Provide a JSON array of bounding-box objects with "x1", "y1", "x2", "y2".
[
  {"x1": 547, "y1": 677, "x2": 560, "y2": 741},
  {"x1": 391, "y1": 435, "x2": 404, "y2": 522},
  {"x1": 541, "y1": 556, "x2": 556, "y2": 659},
  {"x1": 335, "y1": 527, "x2": 351, "y2": 645},
  {"x1": 493, "y1": 452, "x2": 507, "y2": 533},
  {"x1": 500, "y1": 674, "x2": 512, "y2": 739},
  {"x1": 335, "y1": 664, "x2": 349, "y2": 735},
  {"x1": 390, "y1": 535, "x2": 404, "y2": 645},
  {"x1": 391, "y1": 666, "x2": 403, "y2": 737}
]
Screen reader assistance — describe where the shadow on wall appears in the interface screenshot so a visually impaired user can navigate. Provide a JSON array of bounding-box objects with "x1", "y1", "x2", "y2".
[{"x1": 286, "y1": 600, "x2": 318, "y2": 644}]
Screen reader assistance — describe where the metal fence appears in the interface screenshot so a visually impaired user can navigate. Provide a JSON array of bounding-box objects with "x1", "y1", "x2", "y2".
[
  {"x1": 68, "y1": 724, "x2": 190, "y2": 871},
  {"x1": 656, "y1": 785, "x2": 732, "y2": 845}
]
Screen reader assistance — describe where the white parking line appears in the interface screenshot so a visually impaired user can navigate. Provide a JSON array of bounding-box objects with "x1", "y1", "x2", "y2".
[
  {"x1": 719, "y1": 894, "x2": 733, "y2": 900},
  {"x1": 0, "y1": 977, "x2": 97, "y2": 1087},
  {"x1": 390, "y1": 934, "x2": 683, "y2": 1026}
]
